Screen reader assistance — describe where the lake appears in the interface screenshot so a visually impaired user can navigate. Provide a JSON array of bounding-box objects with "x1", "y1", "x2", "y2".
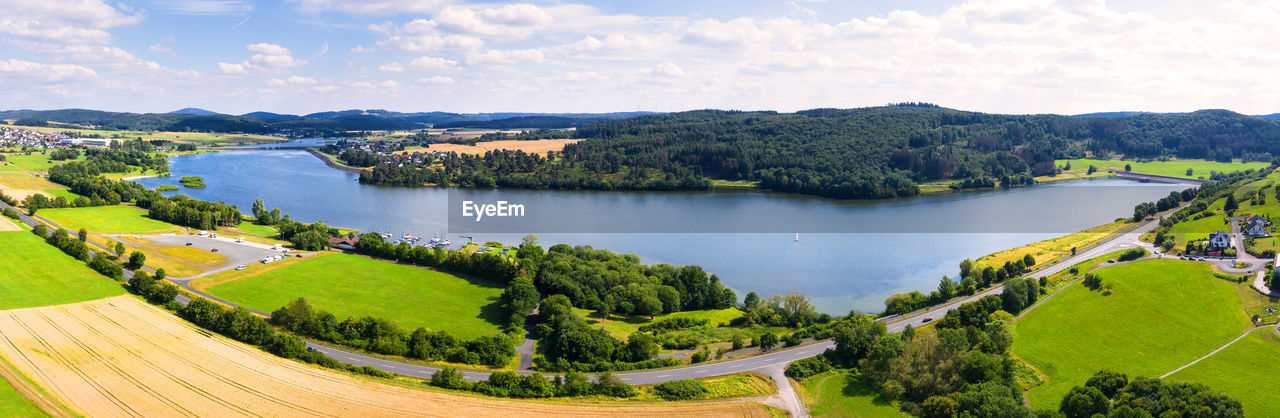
[{"x1": 137, "y1": 150, "x2": 1190, "y2": 314}]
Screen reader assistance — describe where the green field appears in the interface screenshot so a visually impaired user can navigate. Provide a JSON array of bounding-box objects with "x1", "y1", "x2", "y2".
[
  {"x1": 1013, "y1": 259, "x2": 1253, "y2": 407},
  {"x1": 0, "y1": 231, "x2": 125, "y2": 310},
  {"x1": 199, "y1": 253, "x2": 505, "y2": 340},
  {"x1": 39, "y1": 205, "x2": 183, "y2": 234},
  {"x1": 0, "y1": 377, "x2": 44, "y2": 418},
  {"x1": 1166, "y1": 328, "x2": 1280, "y2": 416},
  {"x1": 232, "y1": 221, "x2": 278, "y2": 237},
  {"x1": 572, "y1": 307, "x2": 745, "y2": 338},
  {"x1": 797, "y1": 371, "x2": 902, "y2": 417},
  {"x1": 1055, "y1": 158, "x2": 1269, "y2": 179},
  {"x1": 1, "y1": 153, "x2": 68, "y2": 172}
]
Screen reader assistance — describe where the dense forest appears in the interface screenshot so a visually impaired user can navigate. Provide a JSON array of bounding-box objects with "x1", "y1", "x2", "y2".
[{"x1": 361, "y1": 105, "x2": 1280, "y2": 199}]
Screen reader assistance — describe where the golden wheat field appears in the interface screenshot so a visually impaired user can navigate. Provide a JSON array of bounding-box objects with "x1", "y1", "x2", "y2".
[{"x1": 0, "y1": 296, "x2": 770, "y2": 417}]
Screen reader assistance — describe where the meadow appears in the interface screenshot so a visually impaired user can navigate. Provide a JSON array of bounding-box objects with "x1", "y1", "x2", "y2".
[
  {"x1": 0, "y1": 373, "x2": 44, "y2": 418},
  {"x1": 196, "y1": 253, "x2": 506, "y2": 340},
  {"x1": 1013, "y1": 259, "x2": 1253, "y2": 407},
  {"x1": 39, "y1": 205, "x2": 184, "y2": 234},
  {"x1": 796, "y1": 371, "x2": 902, "y2": 417},
  {"x1": 0, "y1": 231, "x2": 125, "y2": 310},
  {"x1": 1166, "y1": 328, "x2": 1280, "y2": 417},
  {"x1": 1053, "y1": 158, "x2": 1269, "y2": 179}
]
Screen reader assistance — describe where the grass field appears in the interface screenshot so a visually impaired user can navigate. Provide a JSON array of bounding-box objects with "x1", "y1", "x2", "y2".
[
  {"x1": 1013, "y1": 259, "x2": 1253, "y2": 407},
  {"x1": 0, "y1": 376, "x2": 44, "y2": 418},
  {"x1": 572, "y1": 307, "x2": 745, "y2": 338},
  {"x1": 0, "y1": 231, "x2": 125, "y2": 310},
  {"x1": 39, "y1": 205, "x2": 183, "y2": 234},
  {"x1": 231, "y1": 221, "x2": 277, "y2": 237},
  {"x1": 632, "y1": 373, "x2": 776, "y2": 401},
  {"x1": 1166, "y1": 328, "x2": 1280, "y2": 416},
  {"x1": 0, "y1": 296, "x2": 773, "y2": 417},
  {"x1": 796, "y1": 371, "x2": 902, "y2": 417},
  {"x1": 1053, "y1": 158, "x2": 1269, "y2": 179},
  {"x1": 976, "y1": 220, "x2": 1131, "y2": 271},
  {"x1": 197, "y1": 253, "x2": 506, "y2": 340}
]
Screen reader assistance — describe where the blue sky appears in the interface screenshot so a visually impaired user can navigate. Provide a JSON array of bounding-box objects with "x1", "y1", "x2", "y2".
[{"x1": 2, "y1": 0, "x2": 1278, "y2": 115}]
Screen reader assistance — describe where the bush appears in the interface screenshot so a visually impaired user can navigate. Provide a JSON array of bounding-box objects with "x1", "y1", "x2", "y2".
[
  {"x1": 785, "y1": 356, "x2": 831, "y2": 380},
  {"x1": 430, "y1": 367, "x2": 473, "y2": 390},
  {"x1": 1116, "y1": 248, "x2": 1146, "y2": 262},
  {"x1": 594, "y1": 372, "x2": 637, "y2": 398},
  {"x1": 653, "y1": 379, "x2": 706, "y2": 400},
  {"x1": 1082, "y1": 274, "x2": 1103, "y2": 290}
]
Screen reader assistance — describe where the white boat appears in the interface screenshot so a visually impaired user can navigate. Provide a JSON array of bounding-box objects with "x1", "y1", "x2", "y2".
[{"x1": 794, "y1": 233, "x2": 799, "y2": 242}]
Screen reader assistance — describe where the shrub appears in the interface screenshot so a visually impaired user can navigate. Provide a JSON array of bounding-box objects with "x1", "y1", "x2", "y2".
[
  {"x1": 785, "y1": 356, "x2": 831, "y2": 380},
  {"x1": 594, "y1": 372, "x2": 637, "y2": 398},
  {"x1": 1116, "y1": 248, "x2": 1146, "y2": 262},
  {"x1": 653, "y1": 379, "x2": 706, "y2": 400},
  {"x1": 430, "y1": 367, "x2": 472, "y2": 391}
]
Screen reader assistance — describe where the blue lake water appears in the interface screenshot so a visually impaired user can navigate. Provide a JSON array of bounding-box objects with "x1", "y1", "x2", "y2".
[{"x1": 138, "y1": 150, "x2": 1190, "y2": 314}]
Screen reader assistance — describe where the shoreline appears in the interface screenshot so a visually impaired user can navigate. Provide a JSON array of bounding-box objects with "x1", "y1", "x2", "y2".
[{"x1": 303, "y1": 148, "x2": 365, "y2": 174}]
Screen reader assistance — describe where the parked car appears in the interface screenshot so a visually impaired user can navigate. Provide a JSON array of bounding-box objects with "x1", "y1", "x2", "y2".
[
  {"x1": 295, "y1": 254, "x2": 304, "y2": 258},
  {"x1": 185, "y1": 242, "x2": 192, "y2": 246},
  {"x1": 235, "y1": 265, "x2": 246, "y2": 270},
  {"x1": 921, "y1": 317, "x2": 934, "y2": 323},
  {"x1": 211, "y1": 248, "x2": 219, "y2": 252}
]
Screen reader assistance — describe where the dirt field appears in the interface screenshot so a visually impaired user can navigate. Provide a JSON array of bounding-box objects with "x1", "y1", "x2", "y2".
[
  {"x1": 0, "y1": 216, "x2": 18, "y2": 231},
  {"x1": 398, "y1": 139, "x2": 583, "y2": 156},
  {"x1": 0, "y1": 296, "x2": 771, "y2": 417}
]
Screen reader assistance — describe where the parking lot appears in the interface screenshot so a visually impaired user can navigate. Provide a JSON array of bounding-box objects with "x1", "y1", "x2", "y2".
[{"x1": 139, "y1": 233, "x2": 289, "y2": 279}]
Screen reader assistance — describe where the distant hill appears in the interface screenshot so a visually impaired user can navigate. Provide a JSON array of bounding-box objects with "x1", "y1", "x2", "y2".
[
  {"x1": 241, "y1": 111, "x2": 300, "y2": 121},
  {"x1": 169, "y1": 107, "x2": 222, "y2": 116},
  {"x1": 1256, "y1": 113, "x2": 1280, "y2": 120},
  {"x1": 435, "y1": 116, "x2": 602, "y2": 129}
]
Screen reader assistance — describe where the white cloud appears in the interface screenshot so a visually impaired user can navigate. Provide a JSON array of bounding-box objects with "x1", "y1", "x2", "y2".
[
  {"x1": 379, "y1": 62, "x2": 405, "y2": 72},
  {"x1": 218, "y1": 43, "x2": 308, "y2": 74},
  {"x1": 287, "y1": 75, "x2": 318, "y2": 84},
  {"x1": 465, "y1": 48, "x2": 544, "y2": 65},
  {"x1": 158, "y1": 0, "x2": 254, "y2": 16},
  {"x1": 650, "y1": 61, "x2": 685, "y2": 78},
  {"x1": 419, "y1": 76, "x2": 456, "y2": 85},
  {"x1": 409, "y1": 55, "x2": 457, "y2": 69},
  {"x1": 218, "y1": 62, "x2": 249, "y2": 74},
  {"x1": 149, "y1": 44, "x2": 172, "y2": 53},
  {"x1": 289, "y1": 0, "x2": 450, "y2": 15},
  {"x1": 0, "y1": 0, "x2": 142, "y2": 46},
  {"x1": 0, "y1": 59, "x2": 97, "y2": 81}
]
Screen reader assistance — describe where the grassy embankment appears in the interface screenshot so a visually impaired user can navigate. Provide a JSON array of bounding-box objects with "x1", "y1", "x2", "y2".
[
  {"x1": 1013, "y1": 259, "x2": 1254, "y2": 408},
  {"x1": 194, "y1": 252, "x2": 506, "y2": 340},
  {"x1": 974, "y1": 219, "x2": 1131, "y2": 271},
  {"x1": 795, "y1": 371, "x2": 902, "y2": 417}
]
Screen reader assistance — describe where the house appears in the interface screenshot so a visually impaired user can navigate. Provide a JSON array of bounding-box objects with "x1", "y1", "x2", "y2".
[
  {"x1": 1245, "y1": 215, "x2": 1271, "y2": 237},
  {"x1": 1208, "y1": 231, "x2": 1232, "y2": 249},
  {"x1": 327, "y1": 237, "x2": 360, "y2": 250}
]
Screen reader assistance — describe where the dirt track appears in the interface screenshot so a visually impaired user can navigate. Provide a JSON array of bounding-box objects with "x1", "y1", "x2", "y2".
[{"x1": 0, "y1": 296, "x2": 770, "y2": 417}]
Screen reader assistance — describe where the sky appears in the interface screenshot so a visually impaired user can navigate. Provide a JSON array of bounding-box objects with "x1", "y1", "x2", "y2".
[{"x1": 2, "y1": 0, "x2": 1280, "y2": 115}]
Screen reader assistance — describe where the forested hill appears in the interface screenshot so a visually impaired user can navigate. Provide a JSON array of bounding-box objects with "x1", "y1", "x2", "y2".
[{"x1": 554, "y1": 106, "x2": 1280, "y2": 199}]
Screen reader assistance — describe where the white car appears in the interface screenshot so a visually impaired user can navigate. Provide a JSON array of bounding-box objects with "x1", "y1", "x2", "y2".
[{"x1": 235, "y1": 265, "x2": 246, "y2": 270}]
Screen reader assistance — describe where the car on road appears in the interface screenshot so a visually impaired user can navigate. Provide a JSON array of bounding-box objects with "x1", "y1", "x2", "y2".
[
  {"x1": 235, "y1": 265, "x2": 246, "y2": 270},
  {"x1": 921, "y1": 317, "x2": 934, "y2": 323},
  {"x1": 211, "y1": 248, "x2": 219, "y2": 252},
  {"x1": 186, "y1": 242, "x2": 192, "y2": 246},
  {"x1": 295, "y1": 254, "x2": 304, "y2": 258}
]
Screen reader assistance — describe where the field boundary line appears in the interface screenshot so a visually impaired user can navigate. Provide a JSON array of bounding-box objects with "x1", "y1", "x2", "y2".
[{"x1": 0, "y1": 348, "x2": 75, "y2": 418}]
